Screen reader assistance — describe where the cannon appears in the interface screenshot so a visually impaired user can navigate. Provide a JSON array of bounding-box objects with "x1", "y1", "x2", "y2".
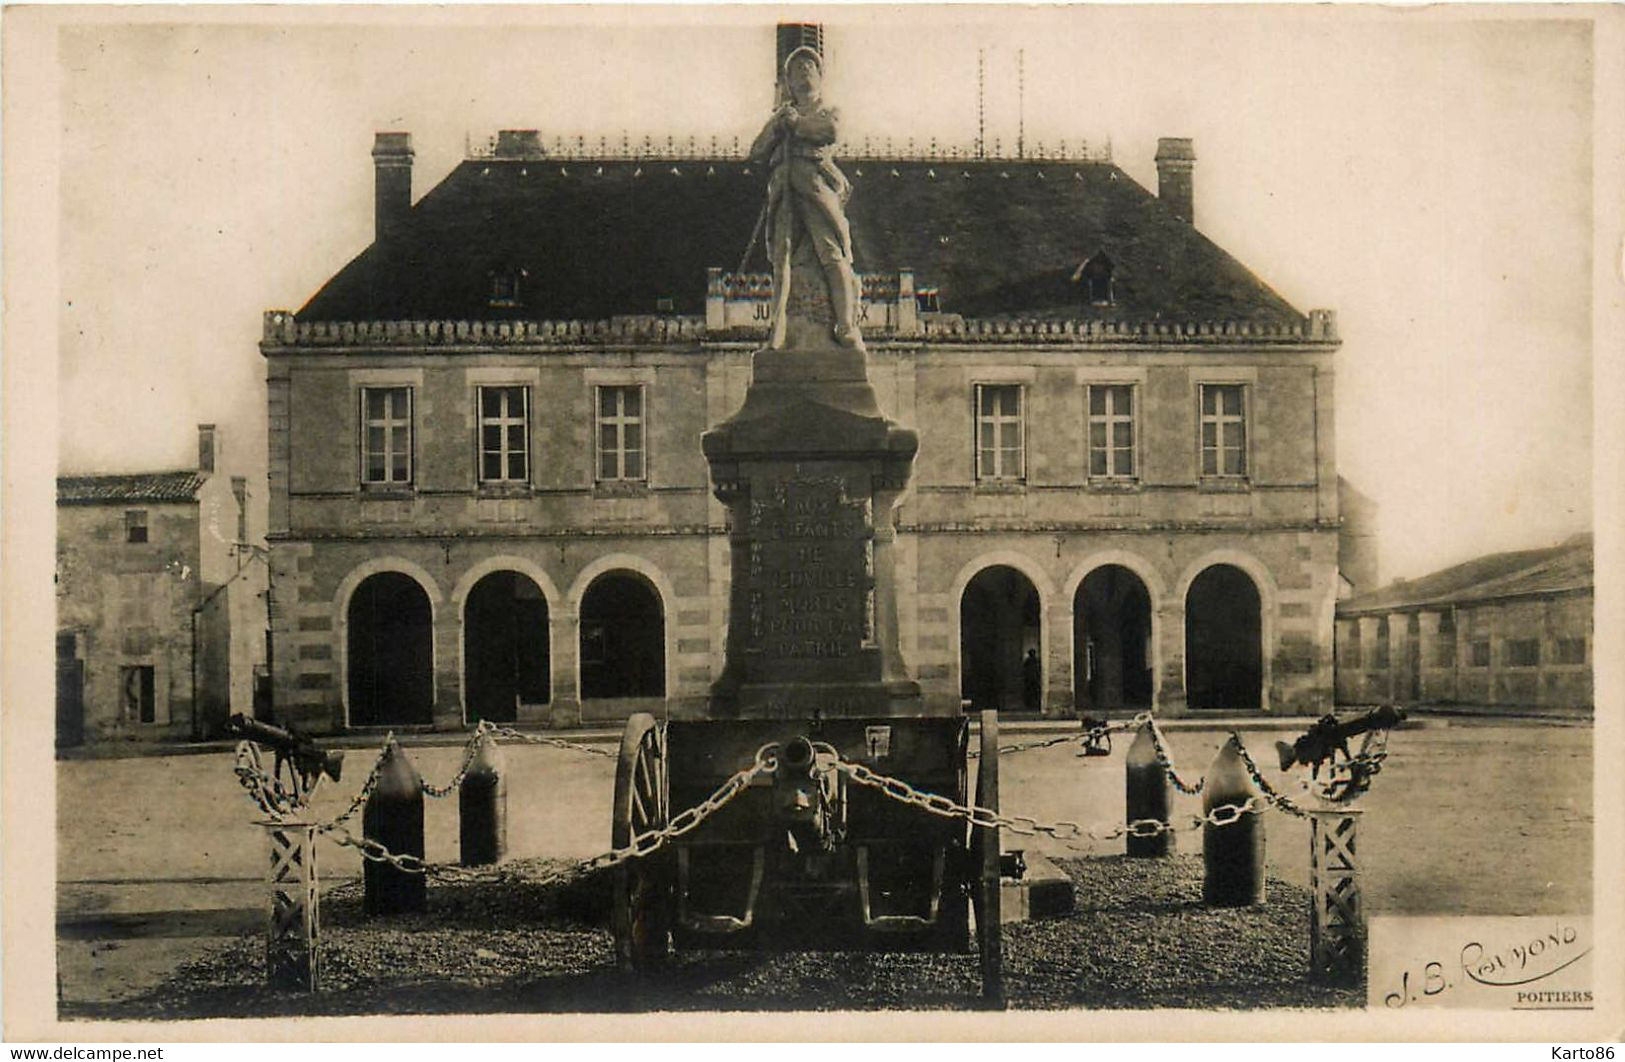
[
  {"x1": 227, "y1": 713, "x2": 344, "y2": 804},
  {"x1": 610, "y1": 708, "x2": 1005, "y2": 1003},
  {"x1": 1275, "y1": 706, "x2": 1407, "y2": 776},
  {"x1": 1076, "y1": 715, "x2": 1113, "y2": 757}
]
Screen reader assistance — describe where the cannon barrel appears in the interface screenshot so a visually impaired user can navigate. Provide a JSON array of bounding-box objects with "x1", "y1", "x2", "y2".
[
  {"x1": 1276, "y1": 706, "x2": 1406, "y2": 772},
  {"x1": 227, "y1": 713, "x2": 344, "y2": 783},
  {"x1": 778, "y1": 735, "x2": 816, "y2": 777}
]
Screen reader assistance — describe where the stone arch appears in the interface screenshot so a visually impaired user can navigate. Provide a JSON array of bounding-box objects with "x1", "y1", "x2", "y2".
[
  {"x1": 450, "y1": 554, "x2": 562, "y2": 611},
  {"x1": 1172, "y1": 548, "x2": 1279, "y2": 614},
  {"x1": 1177, "y1": 550, "x2": 1276, "y2": 711},
  {"x1": 335, "y1": 561, "x2": 440, "y2": 728},
  {"x1": 1072, "y1": 570, "x2": 1157, "y2": 712},
  {"x1": 950, "y1": 553, "x2": 1053, "y2": 713},
  {"x1": 462, "y1": 570, "x2": 552, "y2": 723},
  {"x1": 568, "y1": 554, "x2": 676, "y2": 702},
  {"x1": 451, "y1": 555, "x2": 563, "y2": 724},
  {"x1": 1062, "y1": 550, "x2": 1167, "y2": 607}
]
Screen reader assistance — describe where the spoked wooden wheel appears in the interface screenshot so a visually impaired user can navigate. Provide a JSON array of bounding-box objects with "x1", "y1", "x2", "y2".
[
  {"x1": 612, "y1": 712, "x2": 671, "y2": 973},
  {"x1": 971, "y1": 708, "x2": 1006, "y2": 1007}
]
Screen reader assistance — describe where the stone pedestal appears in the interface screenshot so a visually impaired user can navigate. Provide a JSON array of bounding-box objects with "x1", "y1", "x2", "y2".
[{"x1": 702, "y1": 245, "x2": 925, "y2": 719}]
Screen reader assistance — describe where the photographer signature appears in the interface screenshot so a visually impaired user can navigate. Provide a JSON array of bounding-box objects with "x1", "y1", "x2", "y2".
[{"x1": 1384, "y1": 921, "x2": 1590, "y2": 1008}]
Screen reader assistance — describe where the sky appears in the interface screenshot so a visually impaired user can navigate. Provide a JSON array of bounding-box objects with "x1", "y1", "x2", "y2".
[{"x1": 51, "y1": 6, "x2": 1598, "y2": 582}]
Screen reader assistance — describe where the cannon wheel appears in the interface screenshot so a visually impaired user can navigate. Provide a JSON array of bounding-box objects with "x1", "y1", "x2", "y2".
[
  {"x1": 971, "y1": 709, "x2": 1005, "y2": 1007},
  {"x1": 612, "y1": 712, "x2": 671, "y2": 973}
]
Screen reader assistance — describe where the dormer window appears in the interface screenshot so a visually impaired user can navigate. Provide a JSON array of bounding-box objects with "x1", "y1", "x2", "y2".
[
  {"x1": 915, "y1": 286, "x2": 941, "y2": 313},
  {"x1": 655, "y1": 296, "x2": 676, "y2": 314},
  {"x1": 1071, "y1": 251, "x2": 1115, "y2": 307},
  {"x1": 488, "y1": 266, "x2": 526, "y2": 308}
]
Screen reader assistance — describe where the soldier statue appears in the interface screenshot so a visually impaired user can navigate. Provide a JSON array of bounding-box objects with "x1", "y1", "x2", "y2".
[{"x1": 749, "y1": 44, "x2": 865, "y2": 351}]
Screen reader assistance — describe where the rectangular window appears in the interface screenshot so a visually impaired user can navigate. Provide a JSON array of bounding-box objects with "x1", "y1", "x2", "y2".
[
  {"x1": 121, "y1": 664, "x2": 155, "y2": 724},
  {"x1": 1088, "y1": 384, "x2": 1136, "y2": 478},
  {"x1": 1469, "y1": 640, "x2": 1491, "y2": 668},
  {"x1": 124, "y1": 509, "x2": 148, "y2": 544},
  {"x1": 1344, "y1": 625, "x2": 1362, "y2": 669},
  {"x1": 1373, "y1": 619, "x2": 1390, "y2": 669},
  {"x1": 975, "y1": 384, "x2": 1025, "y2": 482},
  {"x1": 596, "y1": 385, "x2": 645, "y2": 481},
  {"x1": 360, "y1": 386, "x2": 413, "y2": 486},
  {"x1": 1200, "y1": 384, "x2": 1247, "y2": 477},
  {"x1": 1505, "y1": 639, "x2": 1540, "y2": 668},
  {"x1": 1554, "y1": 638, "x2": 1586, "y2": 665},
  {"x1": 478, "y1": 386, "x2": 530, "y2": 484}
]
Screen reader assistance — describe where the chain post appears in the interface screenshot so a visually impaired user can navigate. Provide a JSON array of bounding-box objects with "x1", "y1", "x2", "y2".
[
  {"x1": 262, "y1": 819, "x2": 319, "y2": 991},
  {"x1": 459, "y1": 732, "x2": 506, "y2": 867},
  {"x1": 1125, "y1": 723, "x2": 1175, "y2": 857},
  {"x1": 362, "y1": 740, "x2": 427, "y2": 915},
  {"x1": 1309, "y1": 807, "x2": 1365, "y2": 985},
  {"x1": 1201, "y1": 737, "x2": 1266, "y2": 907}
]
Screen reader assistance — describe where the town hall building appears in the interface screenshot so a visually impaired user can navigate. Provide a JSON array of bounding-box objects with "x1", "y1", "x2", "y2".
[{"x1": 262, "y1": 121, "x2": 1344, "y2": 733}]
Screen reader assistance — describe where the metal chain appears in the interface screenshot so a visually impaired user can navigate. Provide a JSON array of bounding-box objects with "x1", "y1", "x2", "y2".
[
  {"x1": 324, "y1": 743, "x2": 779, "y2": 882},
  {"x1": 318, "y1": 734, "x2": 394, "y2": 831},
  {"x1": 1296, "y1": 728, "x2": 1390, "y2": 804},
  {"x1": 479, "y1": 724, "x2": 616, "y2": 759},
  {"x1": 1145, "y1": 716, "x2": 1205, "y2": 795},
  {"x1": 233, "y1": 741, "x2": 295, "y2": 818},
  {"x1": 968, "y1": 733, "x2": 1075, "y2": 759},
  {"x1": 833, "y1": 758, "x2": 1263, "y2": 848},
  {"x1": 1230, "y1": 735, "x2": 1311, "y2": 819},
  {"x1": 967, "y1": 711, "x2": 1150, "y2": 759},
  {"x1": 421, "y1": 725, "x2": 491, "y2": 798}
]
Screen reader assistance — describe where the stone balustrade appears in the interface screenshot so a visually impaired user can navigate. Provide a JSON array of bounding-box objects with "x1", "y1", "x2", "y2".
[
  {"x1": 465, "y1": 131, "x2": 1113, "y2": 165},
  {"x1": 263, "y1": 305, "x2": 1337, "y2": 348}
]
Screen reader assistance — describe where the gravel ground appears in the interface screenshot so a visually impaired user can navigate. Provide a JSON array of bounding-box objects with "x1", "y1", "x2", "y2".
[{"x1": 61, "y1": 855, "x2": 1360, "y2": 1020}]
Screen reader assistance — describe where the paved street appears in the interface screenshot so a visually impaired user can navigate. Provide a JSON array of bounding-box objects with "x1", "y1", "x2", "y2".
[{"x1": 56, "y1": 719, "x2": 1591, "y2": 1007}]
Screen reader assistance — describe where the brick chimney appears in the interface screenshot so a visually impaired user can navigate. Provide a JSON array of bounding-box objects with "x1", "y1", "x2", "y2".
[
  {"x1": 372, "y1": 132, "x2": 414, "y2": 242},
  {"x1": 197, "y1": 423, "x2": 217, "y2": 474},
  {"x1": 1154, "y1": 137, "x2": 1196, "y2": 224}
]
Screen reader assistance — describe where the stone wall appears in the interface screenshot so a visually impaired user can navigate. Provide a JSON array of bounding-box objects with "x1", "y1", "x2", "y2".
[
  {"x1": 902, "y1": 526, "x2": 1338, "y2": 715},
  {"x1": 268, "y1": 532, "x2": 719, "y2": 733},
  {"x1": 1333, "y1": 592, "x2": 1592, "y2": 711},
  {"x1": 56, "y1": 502, "x2": 203, "y2": 741},
  {"x1": 266, "y1": 335, "x2": 1341, "y2": 731}
]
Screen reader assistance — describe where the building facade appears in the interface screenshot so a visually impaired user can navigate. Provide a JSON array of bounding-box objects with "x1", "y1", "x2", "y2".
[
  {"x1": 1335, "y1": 535, "x2": 1593, "y2": 712},
  {"x1": 264, "y1": 129, "x2": 1343, "y2": 733},
  {"x1": 56, "y1": 426, "x2": 267, "y2": 745}
]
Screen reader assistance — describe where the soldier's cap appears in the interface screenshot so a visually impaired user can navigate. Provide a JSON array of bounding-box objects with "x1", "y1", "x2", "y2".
[{"x1": 781, "y1": 45, "x2": 823, "y2": 79}]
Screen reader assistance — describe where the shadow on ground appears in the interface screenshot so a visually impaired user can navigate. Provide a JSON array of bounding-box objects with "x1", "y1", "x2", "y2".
[{"x1": 61, "y1": 855, "x2": 1362, "y2": 1019}]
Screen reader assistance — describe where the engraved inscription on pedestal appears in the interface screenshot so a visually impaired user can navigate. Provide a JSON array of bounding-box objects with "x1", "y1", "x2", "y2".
[{"x1": 746, "y1": 472, "x2": 875, "y2": 663}]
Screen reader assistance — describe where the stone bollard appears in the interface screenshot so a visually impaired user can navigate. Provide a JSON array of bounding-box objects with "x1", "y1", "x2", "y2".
[
  {"x1": 263, "y1": 819, "x2": 320, "y2": 991},
  {"x1": 1201, "y1": 737, "x2": 1266, "y2": 907},
  {"x1": 459, "y1": 734, "x2": 506, "y2": 867},
  {"x1": 363, "y1": 740, "x2": 427, "y2": 915},
  {"x1": 1125, "y1": 723, "x2": 1175, "y2": 857},
  {"x1": 1309, "y1": 808, "x2": 1365, "y2": 984}
]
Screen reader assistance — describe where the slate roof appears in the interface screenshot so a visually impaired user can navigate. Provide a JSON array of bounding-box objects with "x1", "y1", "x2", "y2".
[
  {"x1": 57, "y1": 471, "x2": 206, "y2": 506},
  {"x1": 296, "y1": 157, "x2": 1307, "y2": 325},
  {"x1": 1337, "y1": 535, "x2": 1593, "y2": 615}
]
